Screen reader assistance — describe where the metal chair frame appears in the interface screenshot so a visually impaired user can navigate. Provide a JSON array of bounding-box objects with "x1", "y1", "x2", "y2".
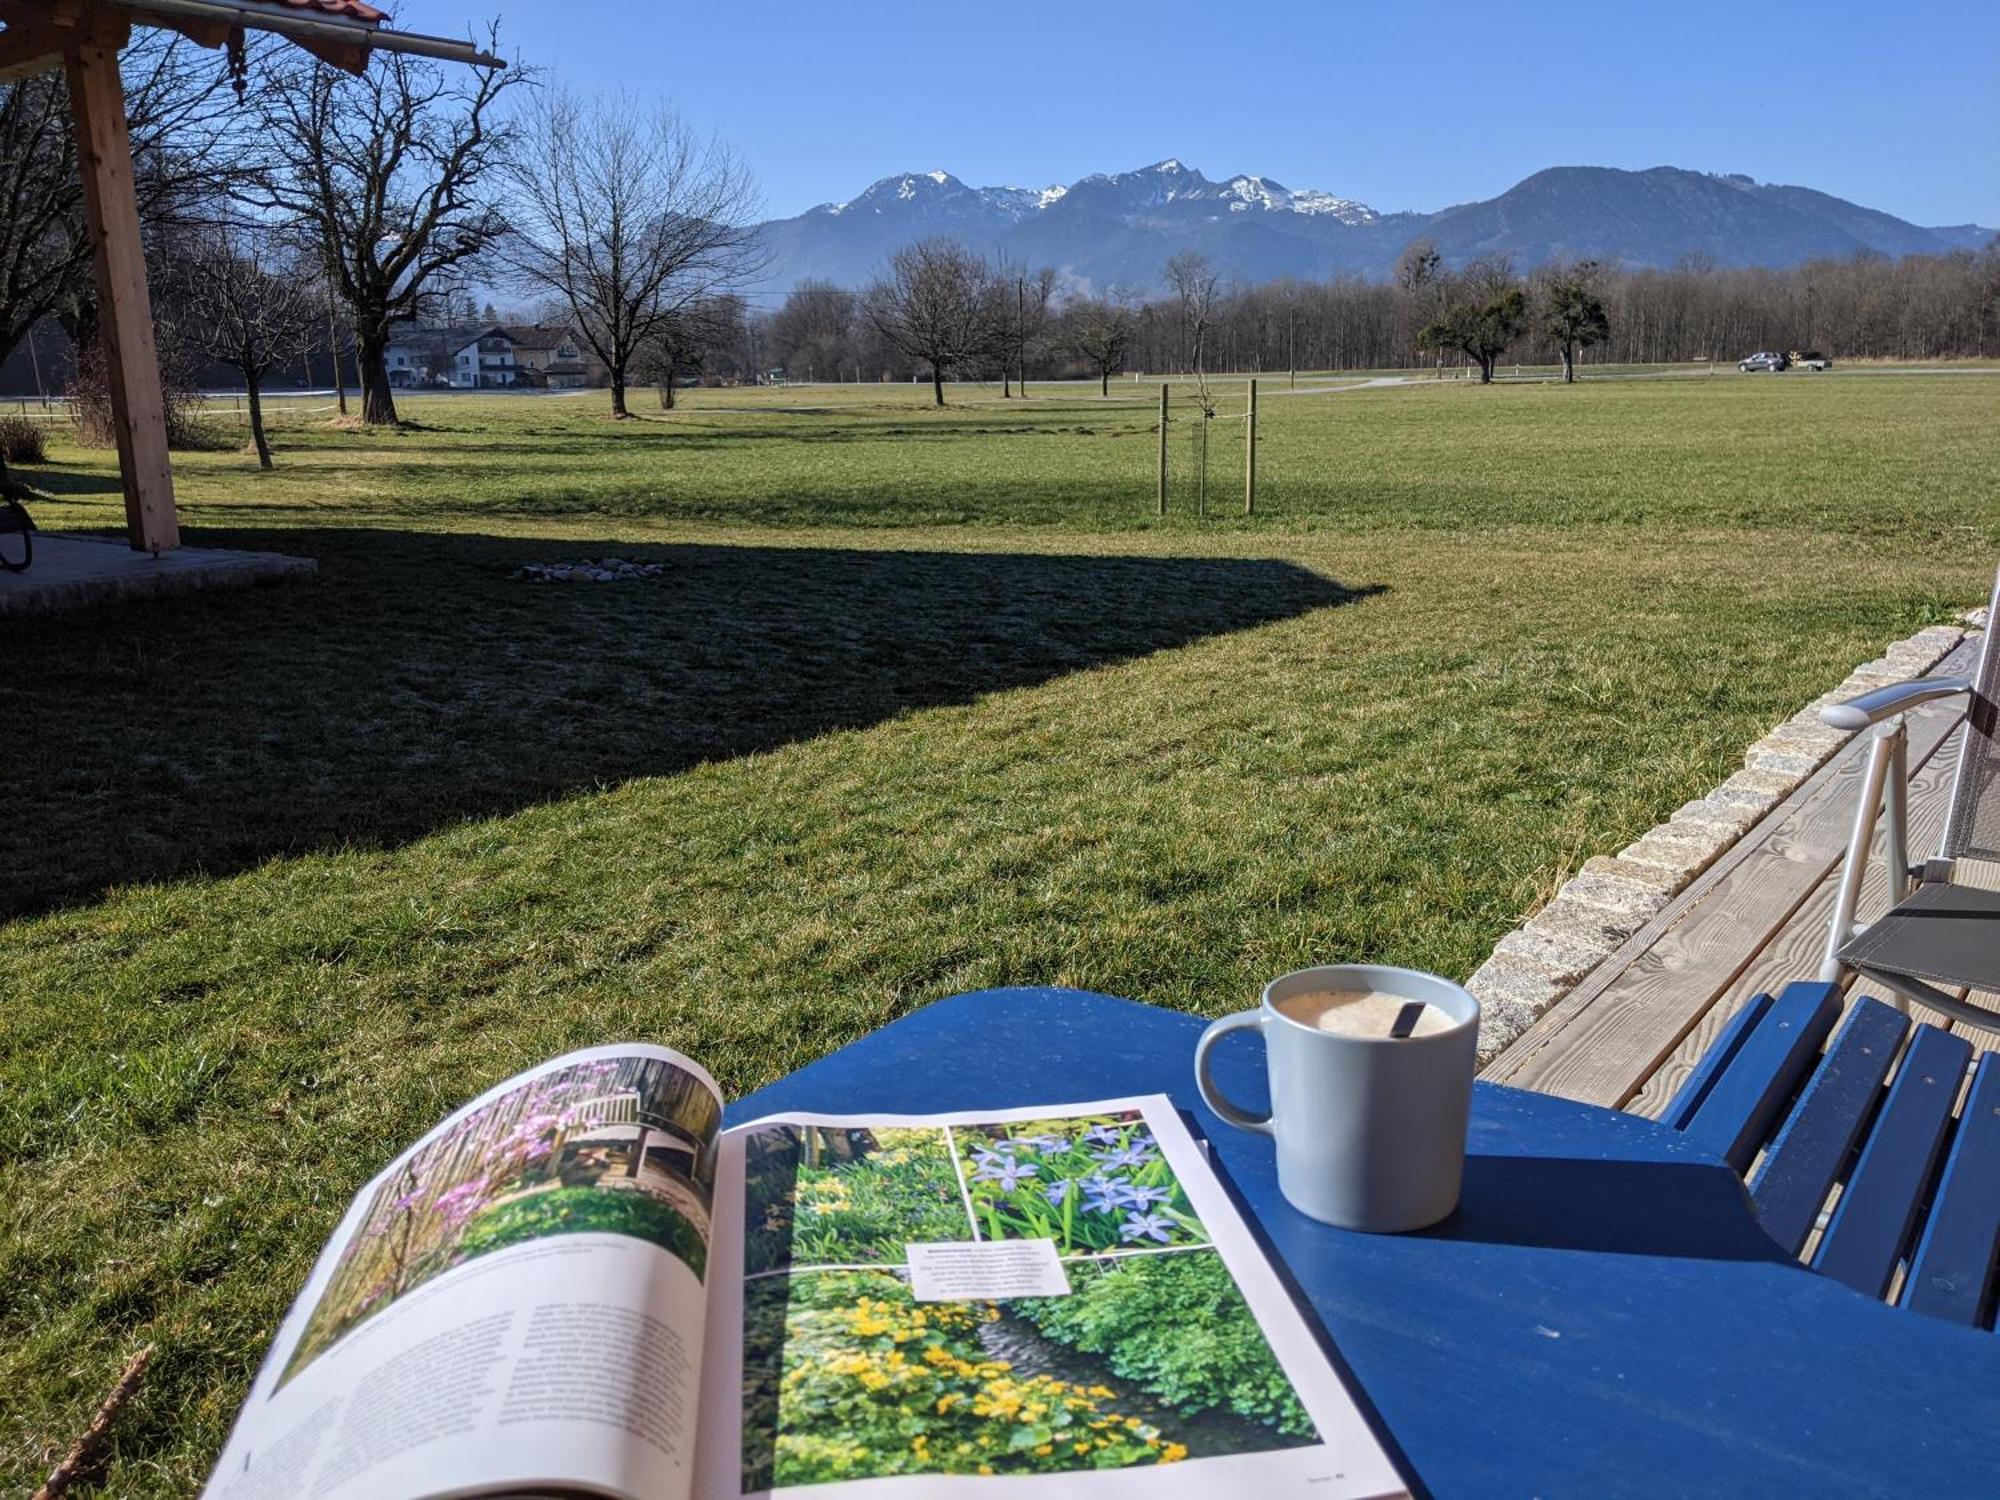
[{"x1": 1817, "y1": 568, "x2": 2000, "y2": 1030}]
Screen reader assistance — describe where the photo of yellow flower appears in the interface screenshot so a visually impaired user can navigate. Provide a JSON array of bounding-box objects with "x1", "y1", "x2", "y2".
[{"x1": 737, "y1": 1110, "x2": 1318, "y2": 1488}]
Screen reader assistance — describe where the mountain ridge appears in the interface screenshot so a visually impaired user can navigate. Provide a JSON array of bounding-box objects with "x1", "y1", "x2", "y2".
[{"x1": 749, "y1": 160, "x2": 1994, "y2": 302}]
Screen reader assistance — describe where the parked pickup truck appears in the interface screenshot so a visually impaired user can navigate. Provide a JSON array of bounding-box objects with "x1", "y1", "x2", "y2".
[{"x1": 1789, "y1": 351, "x2": 1833, "y2": 371}]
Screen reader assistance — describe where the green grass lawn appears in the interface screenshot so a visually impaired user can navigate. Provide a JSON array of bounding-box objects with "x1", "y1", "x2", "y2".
[{"x1": 2, "y1": 374, "x2": 1996, "y2": 1493}]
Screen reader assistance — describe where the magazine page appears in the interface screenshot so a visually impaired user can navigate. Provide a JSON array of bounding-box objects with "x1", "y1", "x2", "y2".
[
  {"x1": 204, "y1": 1044, "x2": 724, "y2": 1500},
  {"x1": 694, "y1": 1095, "x2": 1405, "y2": 1500}
]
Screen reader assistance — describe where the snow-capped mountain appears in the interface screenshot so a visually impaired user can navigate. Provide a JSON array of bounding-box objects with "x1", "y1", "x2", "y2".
[
  {"x1": 750, "y1": 158, "x2": 1992, "y2": 302},
  {"x1": 810, "y1": 160, "x2": 1369, "y2": 228}
]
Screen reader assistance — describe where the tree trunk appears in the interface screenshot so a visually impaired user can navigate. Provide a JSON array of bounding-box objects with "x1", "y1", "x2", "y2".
[
  {"x1": 1477, "y1": 352, "x2": 1495, "y2": 384},
  {"x1": 245, "y1": 364, "x2": 273, "y2": 469},
  {"x1": 610, "y1": 368, "x2": 629, "y2": 418},
  {"x1": 327, "y1": 284, "x2": 348, "y2": 417},
  {"x1": 931, "y1": 366, "x2": 945, "y2": 407},
  {"x1": 357, "y1": 320, "x2": 399, "y2": 425},
  {"x1": 1561, "y1": 342, "x2": 1576, "y2": 384},
  {"x1": 1002, "y1": 365, "x2": 1011, "y2": 398},
  {"x1": 1100, "y1": 370, "x2": 1109, "y2": 397}
]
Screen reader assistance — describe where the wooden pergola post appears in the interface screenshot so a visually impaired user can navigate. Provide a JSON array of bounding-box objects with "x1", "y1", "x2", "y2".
[{"x1": 64, "y1": 27, "x2": 179, "y2": 554}]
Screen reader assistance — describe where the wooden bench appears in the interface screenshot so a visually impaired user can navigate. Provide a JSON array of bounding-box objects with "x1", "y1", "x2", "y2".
[{"x1": 1664, "y1": 979, "x2": 2000, "y2": 1326}]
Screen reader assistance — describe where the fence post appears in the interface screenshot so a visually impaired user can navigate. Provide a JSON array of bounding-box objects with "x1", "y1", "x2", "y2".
[
  {"x1": 1244, "y1": 377, "x2": 1257, "y2": 515},
  {"x1": 1156, "y1": 383, "x2": 1169, "y2": 516}
]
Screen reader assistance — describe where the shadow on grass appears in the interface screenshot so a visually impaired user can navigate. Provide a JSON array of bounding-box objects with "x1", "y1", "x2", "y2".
[
  {"x1": 13, "y1": 464, "x2": 125, "y2": 498},
  {"x1": 1, "y1": 528, "x2": 1379, "y2": 918}
]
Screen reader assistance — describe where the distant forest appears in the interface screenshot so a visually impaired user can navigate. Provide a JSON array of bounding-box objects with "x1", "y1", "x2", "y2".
[
  {"x1": 759, "y1": 245, "x2": 2000, "y2": 385},
  {"x1": 5, "y1": 243, "x2": 1992, "y2": 398}
]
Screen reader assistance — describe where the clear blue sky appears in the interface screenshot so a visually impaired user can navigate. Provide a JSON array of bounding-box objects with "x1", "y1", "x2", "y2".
[{"x1": 403, "y1": 0, "x2": 1998, "y2": 226}]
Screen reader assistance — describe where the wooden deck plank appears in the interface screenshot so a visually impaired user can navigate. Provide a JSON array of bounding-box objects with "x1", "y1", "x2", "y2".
[
  {"x1": 1486, "y1": 637, "x2": 1978, "y2": 1107},
  {"x1": 1657, "y1": 992, "x2": 1772, "y2": 1130}
]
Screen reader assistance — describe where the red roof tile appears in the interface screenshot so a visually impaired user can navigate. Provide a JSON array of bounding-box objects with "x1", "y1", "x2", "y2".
[{"x1": 255, "y1": 0, "x2": 389, "y2": 24}]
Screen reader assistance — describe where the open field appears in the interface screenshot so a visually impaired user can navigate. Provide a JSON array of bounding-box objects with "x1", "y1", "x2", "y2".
[
  {"x1": 19, "y1": 366, "x2": 2000, "y2": 534},
  {"x1": 3, "y1": 374, "x2": 1998, "y2": 1492}
]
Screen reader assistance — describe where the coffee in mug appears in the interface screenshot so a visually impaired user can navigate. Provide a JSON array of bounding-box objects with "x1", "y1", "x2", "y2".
[{"x1": 1273, "y1": 988, "x2": 1456, "y2": 1038}]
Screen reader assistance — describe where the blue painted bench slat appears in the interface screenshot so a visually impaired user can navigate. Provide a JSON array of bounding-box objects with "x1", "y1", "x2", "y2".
[
  {"x1": 1680, "y1": 981, "x2": 1843, "y2": 1174},
  {"x1": 1659, "y1": 992, "x2": 1772, "y2": 1131},
  {"x1": 1674, "y1": 988, "x2": 1997, "y2": 1328},
  {"x1": 1812, "y1": 1023, "x2": 1970, "y2": 1300},
  {"x1": 1747, "y1": 997, "x2": 1909, "y2": 1257},
  {"x1": 1903, "y1": 1055, "x2": 2000, "y2": 1326}
]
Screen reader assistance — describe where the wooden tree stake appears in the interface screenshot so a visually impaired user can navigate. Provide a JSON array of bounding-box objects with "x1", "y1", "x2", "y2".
[
  {"x1": 1245, "y1": 377, "x2": 1258, "y2": 515},
  {"x1": 1156, "y1": 383, "x2": 1168, "y2": 516}
]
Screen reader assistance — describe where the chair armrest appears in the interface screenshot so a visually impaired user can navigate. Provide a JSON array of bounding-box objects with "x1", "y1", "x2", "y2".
[{"x1": 1820, "y1": 677, "x2": 1971, "y2": 730}]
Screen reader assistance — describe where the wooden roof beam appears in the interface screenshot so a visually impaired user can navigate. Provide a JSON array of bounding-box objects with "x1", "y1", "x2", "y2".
[
  {"x1": 0, "y1": 3, "x2": 130, "y2": 82},
  {"x1": 0, "y1": 26, "x2": 63, "y2": 83},
  {"x1": 110, "y1": 0, "x2": 503, "y2": 68}
]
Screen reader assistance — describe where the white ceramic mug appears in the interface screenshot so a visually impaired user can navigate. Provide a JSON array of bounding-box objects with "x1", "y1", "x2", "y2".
[{"x1": 1194, "y1": 964, "x2": 1479, "y2": 1232}]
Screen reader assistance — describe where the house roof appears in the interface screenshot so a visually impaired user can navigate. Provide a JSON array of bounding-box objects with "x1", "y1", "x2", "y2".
[
  {"x1": 386, "y1": 324, "x2": 493, "y2": 362},
  {"x1": 255, "y1": 0, "x2": 389, "y2": 23},
  {"x1": 94, "y1": 1, "x2": 502, "y2": 70},
  {"x1": 501, "y1": 324, "x2": 579, "y2": 352}
]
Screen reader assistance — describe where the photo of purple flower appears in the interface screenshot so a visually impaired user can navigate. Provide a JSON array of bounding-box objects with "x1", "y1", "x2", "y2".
[
  {"x1": 970, "y1": 1155, "x2": 1039, "y2": 1192},
  {"x1": 957, "y1": 1113, "x2": 1208, "y2": 1255},
  {"x1": 1080, "y1": 1174, "x2": 1125, "y2": 1215},
  {"x1": 1091, "y1": 1141, "x2": 1159, "y2": 1171},
  {"x1": 1119, "y1": 1212, "x2": 1176, "y2": 1244},
  {"x1": 1013, "y1": 1133, "x2": 1068, "y2": 1155}
]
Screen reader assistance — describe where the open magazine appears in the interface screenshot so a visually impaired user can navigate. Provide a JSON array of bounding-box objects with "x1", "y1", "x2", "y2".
[{"x1": 205, "y1": 1044, "x2": 1406, "y2": 1500}]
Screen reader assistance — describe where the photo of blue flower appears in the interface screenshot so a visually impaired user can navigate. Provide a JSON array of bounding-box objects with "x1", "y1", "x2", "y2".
[
  {"x1": 1120, "y1": 1211, "x2": 1176, "y2": 1244},
  {"x1": 969, "y1": 1154, "x2": 1039, "y2": 1193},
  {"x1": 957, "y1": 1112, "x2": 1208, "y2": 1253}
]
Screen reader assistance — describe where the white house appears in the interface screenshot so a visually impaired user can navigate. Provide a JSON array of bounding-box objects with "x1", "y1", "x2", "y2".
[{"x1": 385, "y1": 324, "x2": 597, "y2": 390}]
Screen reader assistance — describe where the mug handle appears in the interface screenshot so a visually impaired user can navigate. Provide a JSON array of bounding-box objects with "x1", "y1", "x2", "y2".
[{"x1": 1194, "y1": 1010, "x2": 1273, "y2": 1135}]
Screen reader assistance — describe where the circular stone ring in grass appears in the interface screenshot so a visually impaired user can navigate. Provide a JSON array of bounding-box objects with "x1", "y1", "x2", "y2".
[{"x1": 514, "y1": 557, "x2": 665, "y2": 583}]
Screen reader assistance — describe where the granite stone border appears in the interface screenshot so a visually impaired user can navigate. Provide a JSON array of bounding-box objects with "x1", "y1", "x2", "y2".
[{"x1": 1466, "y1": 611, "x2": 1985, "y2": 1065}]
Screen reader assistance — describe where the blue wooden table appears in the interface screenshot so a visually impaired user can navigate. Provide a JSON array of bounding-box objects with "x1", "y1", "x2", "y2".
[{"x1": 729, "y1": 988, "x2": 2000, "y2": 1498}]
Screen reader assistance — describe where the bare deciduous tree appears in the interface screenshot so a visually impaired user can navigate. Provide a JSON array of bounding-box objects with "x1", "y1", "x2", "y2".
[
  {"x1": 166, "y1": 225, "x2": 321, "y2": 468},
  {"x1": 1164, "y1": 250, "x2": 1219, "y2": 378},
  {"x1": 0, "y1": 76, "x2": 81, "y2": 493},
  {"x1": 1165, "y1": 251, "x2": 1223, "y2": 507},
  {"x1": 0, "y1": 33, "x2": 247, "y2": 490},
  {"x1": 635, "y1": 295, "x2": 746, "y2": 408},
  {"x1": 252, "y1": 33, "x2": 524, "y2": 425},
  {"x1": 505, "y1": 89, "x2": 760, "y2": 418},
  {"x1": 1065, "y1": 297, "x2": 1134, "y2": 396},
  {"x1": 765, "y1": 279, "x2": 857, "y2": 383},
  {"x1": 864, "y1": 238, "x2": 998, "y2": 407},
  {"x1": 992, "y1": 260, "x2": 1057, "y2": 397}
]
